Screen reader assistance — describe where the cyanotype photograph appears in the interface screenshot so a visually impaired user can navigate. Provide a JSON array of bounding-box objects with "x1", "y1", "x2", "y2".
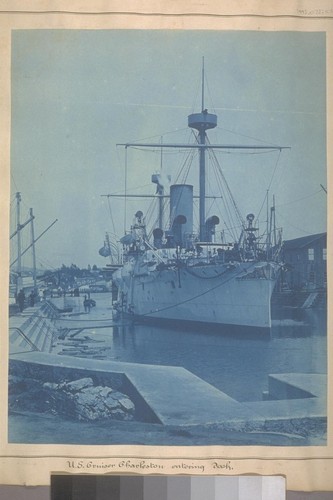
[{"x1": 8, "y1": 30, "x2": 327, "y2": 446}]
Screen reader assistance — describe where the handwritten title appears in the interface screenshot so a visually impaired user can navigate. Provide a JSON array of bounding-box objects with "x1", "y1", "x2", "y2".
[{"x1": 66, "y1": 459, "x2": 234, "y2": 473}]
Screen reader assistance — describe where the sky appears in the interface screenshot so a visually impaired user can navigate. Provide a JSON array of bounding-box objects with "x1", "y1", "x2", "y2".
[{"x1": 10, "y1": 30, "x2": 327, "y2": 270}]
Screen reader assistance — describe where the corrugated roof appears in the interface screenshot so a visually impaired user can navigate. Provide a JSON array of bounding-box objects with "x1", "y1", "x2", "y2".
[{"x1": 283, "y1": 232, "x2": 326, "y2": 250}]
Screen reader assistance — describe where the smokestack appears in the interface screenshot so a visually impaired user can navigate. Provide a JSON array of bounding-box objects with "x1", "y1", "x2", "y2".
[
  {"x1": 205, "y1": 215, "x2": 220, "y2": 242},
  {"x1": 170, "y1": 185, "x2": 193, "y2": 247},
  {"x1": 153, "y1": 228, "x2": 164, "y2": 249}
]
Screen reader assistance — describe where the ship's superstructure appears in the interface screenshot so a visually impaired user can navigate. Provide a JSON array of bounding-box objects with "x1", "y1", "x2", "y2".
[{"x1": 111, "y1": 63, "x2": 286, "y2": 329}]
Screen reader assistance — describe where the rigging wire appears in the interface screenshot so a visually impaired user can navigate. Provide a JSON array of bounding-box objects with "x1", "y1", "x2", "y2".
[
  {"x1": 118, "y1": 127, "x2": 190, "y2": 146},
  {"x1": 208, "y1": 161, "x2": 236, "y2": 240},
  {"x1": 141, "y1": 264, "x2": 257, "y2": 317},
  {"x1": 10, "y1": 173, "x2": 20, "y2": 193},
  {"x1": 276, "y1": 189, "x2": 323, "y2": 207},
  {"x1": 204, "y1": 74, "x2": 217, "y2": 115},
  {"x1": 255, "y1": 150, "x2": 282, "y2": 223},
  {"x1": 107, "y1": 182, "x2": 153, "y2": 196},
  {"x1": 190, "y1": 68, "x2": 203, "y2": 113},
  {"x1": 106, "y1": 197, "x2": 118, "y2": 240},
  {"x1": 213, "y1": 149, "x2": 281, "y2": 156},
  {"x1": 174, "y1": 147, "x2": 195, "y2": 185},
  {"x1": 275, "y1": 209, "x2": 321, "y2": 236},
  {"x1": 211, "y1": 153, "x2": 242, "y2": 241},
  {"x1": 266, "y1": 149, "x2": 282, "y2": 192},
  {"x1": 216, "y1": 125, "x2": 281, "y2": 147},
  {"x1": 207, "y1": 138, "x2": 245, "y2": 229}
]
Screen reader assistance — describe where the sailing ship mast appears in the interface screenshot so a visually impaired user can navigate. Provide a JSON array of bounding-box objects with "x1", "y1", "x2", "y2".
[
  {"x1": 10, "y1": 193, "x2": 58, "y2": 294},
  {"x1": 16, "y1": 192, "x2": 22, "y2": 292}
]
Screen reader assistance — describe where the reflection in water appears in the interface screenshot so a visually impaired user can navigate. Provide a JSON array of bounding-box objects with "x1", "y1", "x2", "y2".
[
  {"x1": 100, "y1": 307, "x2": 326, "y2": 403},
  {"x1": 272, "y1": 306, "x2": 326, "y2": 338}
]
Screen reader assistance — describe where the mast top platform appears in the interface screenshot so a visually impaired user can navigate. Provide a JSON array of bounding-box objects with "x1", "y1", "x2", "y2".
[{"x1": 188, "y1": 111, "x2": 217, "y2": 132}]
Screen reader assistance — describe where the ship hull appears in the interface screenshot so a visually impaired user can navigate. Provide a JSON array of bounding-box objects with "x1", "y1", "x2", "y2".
[{"x1": 114, "y1": 261, "x2": 279, "y2": 329}]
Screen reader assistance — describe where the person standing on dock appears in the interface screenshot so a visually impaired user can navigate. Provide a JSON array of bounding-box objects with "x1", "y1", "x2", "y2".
[
  {"x1": 17, "y1": 289, "x2": 25, "y2": 312},
  {"x1": 84, "y1": 295, "x2": 91, "y2": 313},
  {"x1": 29, "y1": 290, "x2": 35, "y2": 307}
]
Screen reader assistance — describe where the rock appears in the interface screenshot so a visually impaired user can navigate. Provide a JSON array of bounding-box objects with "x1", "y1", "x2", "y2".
[
  {"x1": 9, "y1": 375, "x2": 136, "y2": 423},
  {"x1": 104, "y1": 394, "x2": 121, "y2": 410},
  {"x1": 99, "y1": 386, "x2": 113, "y2": 398},
  {"x1": 109, "y1": 409, "x2": 128, "y2": 420},
  {"x1": 118, "y1": 397, "x2": 135, "y2": 414},
  {"x1": 71, "y1": 385, "x2": 135, "y2": 422},
  {"x1": 64, "y1": 378, "x2": 94, "y2": 392},
  {"x1": 80, "y1": 385, "x2": 111, "y2": 397},
  {"x1": 43, "y1": 382, "x2": 59, "y2": 391}
]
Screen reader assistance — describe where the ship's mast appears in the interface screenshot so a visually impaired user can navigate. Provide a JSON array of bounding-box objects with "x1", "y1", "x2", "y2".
[
  {"x1": 16, "y1": 192, "x2": 22, "y2": 293},
  {"x1": 30, "y1": 208, "x2": 37, "y2": 291},
  {"x1": 117, "y1": 61, "x2": 288, "y2": 243},
  {"x1": 188, "y1": 58, "x2": 217, "y2": 241}
]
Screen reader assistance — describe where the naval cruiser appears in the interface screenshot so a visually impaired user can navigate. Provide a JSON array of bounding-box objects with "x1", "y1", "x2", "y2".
[{"x1": 111, "y1": 65, "x2": 287, "y2": 330}]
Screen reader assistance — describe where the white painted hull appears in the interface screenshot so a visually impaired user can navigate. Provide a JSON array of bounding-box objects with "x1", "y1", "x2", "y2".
[{"x1": 114, "y1": 261, "x2": 279, "y2": 329}]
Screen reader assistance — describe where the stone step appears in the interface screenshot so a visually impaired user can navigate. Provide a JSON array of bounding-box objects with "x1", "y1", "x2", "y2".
[{"x1": 9, "y1": 307, "x2": 58, "y2": 353}]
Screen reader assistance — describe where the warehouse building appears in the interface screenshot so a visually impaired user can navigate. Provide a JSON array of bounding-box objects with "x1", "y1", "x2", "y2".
[{"x1": 280, "y1": 232, "x2": 327, "y2": 292}]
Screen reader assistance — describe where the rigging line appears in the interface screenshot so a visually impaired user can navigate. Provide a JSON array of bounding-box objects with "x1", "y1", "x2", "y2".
[
  {"x1": 128, "y1": 146, "x2": 198, "y2": 155},
  {"x1": 190, "y1": 64, "x2": 203, "y2": 113},
  {"x1": 216, "y1": 126, "x2": 281, "y2": 147},
  {"x1": 275, "y1": 209, "x2": 321, "y2": 236},
  {"x1": 141, "y1": 265, "x2": 253, "y2": 317},
  {"x1": 119, "y1": 127, "x2": 190, "y2": 146},
  {"x1": 210, "y1": 155, "x2": 233, "y2": 235},
  {"x1": 209, "y1": 143, "x2": 245, "y2": 227},
  {"x1": 174, "y1": 147, "x2": 195, "y2": 185},
  {"x1": 210, "y1": 160, "x2": 232, "y2": 236},
  {"x1": 106, "y1": 197, "x2": 117, "y2": 239},
  {"x1": 210, "y1": 158, "x2": 238, "y2": 241},
  {"x1": 145, "y1": 196, "x2": 159, "y2": 230},
  {"x1": 209, "y1": 145, "x2": 234, "y2": 221},
  {"x1": 179, "y1": 153, "x2": 193, "y2": 185},
  {"x1": 256, "y1": 150, "x2": 282, "y2": 221},
  {"x1": 106, "y1": 182, "x2": 153, "y2": 196},
  {"x1": 10, "y1": 173, "x2": 20, "y2": 193},
  {"x1": 205, "y1": 74, "x2": 217, "y2": 115},
  {"x1": 206, "y1": 197, "x2": 216, "y2": 218},
  {"x1": 276, "y1": 189, "x2": 324, "y2": 207},
  {"x1": 213, "y1": 149, "x2": 280, "y2": 156},
  {"x1": 10, "y1": 194, "x2": 18, "y2": 207},
  {"x1": 267, "y1": 149, "x2": 282, "y2": 192},
  {"x1": 256, "y1": 190, "x2": 268, "y2": 228}
]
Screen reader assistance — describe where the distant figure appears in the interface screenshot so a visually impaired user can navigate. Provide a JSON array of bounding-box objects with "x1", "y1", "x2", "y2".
[
  {"x1": 17, "y1": 289, "x2": 25, "y2": 312},
  {"x1": 29, "y1": 291, "x2": 35, "y2": 307},
  {"x1": 74, "y1": 288, "x2": 80, "y2": 297},
  {"x1": 84, "y1": 295, "x2": 91, "y2": 313}
]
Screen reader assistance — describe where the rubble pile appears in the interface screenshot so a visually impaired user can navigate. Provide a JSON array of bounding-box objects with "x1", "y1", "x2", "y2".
[{"x1": 9, "y1": 375, "x2": 136, "y2": 422}]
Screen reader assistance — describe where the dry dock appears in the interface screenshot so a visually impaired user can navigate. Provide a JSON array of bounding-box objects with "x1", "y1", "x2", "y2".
[{"x1": 8, "y1": 299, "x2": 327, "y2": 445}]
